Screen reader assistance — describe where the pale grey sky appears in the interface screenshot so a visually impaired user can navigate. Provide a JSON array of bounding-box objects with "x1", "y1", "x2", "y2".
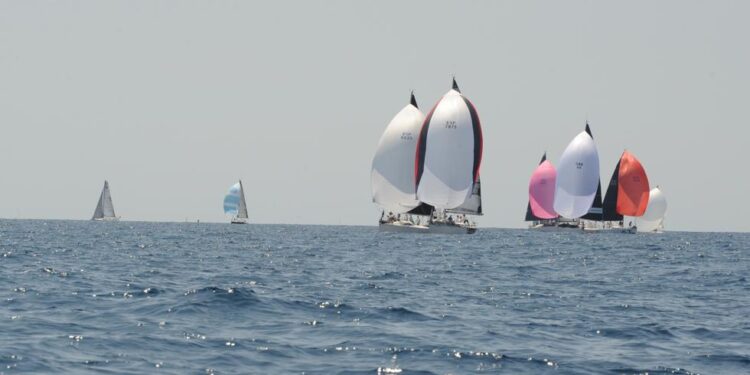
[{"x1": 1, "y1": 1, "x2": 747, "y2": 232}]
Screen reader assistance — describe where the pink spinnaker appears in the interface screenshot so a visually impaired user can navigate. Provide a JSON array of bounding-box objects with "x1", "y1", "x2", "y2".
[{"x1": 529, "y1": 160, "x2": 558, "y2": 219}]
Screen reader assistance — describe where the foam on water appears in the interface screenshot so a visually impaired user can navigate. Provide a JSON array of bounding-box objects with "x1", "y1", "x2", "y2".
[{"x1": 0, "y1": 219, "x2": 748, "y2": 374}]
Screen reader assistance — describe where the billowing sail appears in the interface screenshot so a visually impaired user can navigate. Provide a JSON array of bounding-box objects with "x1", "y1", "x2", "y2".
[
  {"x1": 553, "y1": 124, "x2": 600, "y2": 219},
  {"x1": 602, "y1": 150, "x2": 650, "y2": 220},
  {"x1": 224, "y1": 182, "x2": 248, "y2": 218},
  {"x1": 92, "y1": 180, "x2": 116, "y2": 220},
  {"x1": 446, "y1": 178, "x2": 482, "y2": 215},
  {"x1": 371, "y1": 92, "x2": 425, "y2": 213},
  {"x1": 641, "y1": 186, "x2": 667, "y2": 221},
  {"x1": 416, "y1": 78, "x2": 482, "y2": 210},
  {"x1": 527, "y1": 153, "x2": 557, "y2": 220}
]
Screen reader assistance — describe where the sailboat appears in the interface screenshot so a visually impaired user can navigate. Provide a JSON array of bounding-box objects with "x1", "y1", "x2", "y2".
[
  {"x1": 371, "y1": 92, "x2": 433, "y2": 232},
  {"x1": 415, "y1": 78, "x2": 483, "y2": 234},
  {"x1": 224, "y1": 180, "x2": 249, "y2": 224},
  {"x1": 525, "y1": 152, "x2": 560, "y2": 228},
  {"x1": 633, "y1": 186, "x2": 667, "y2": 233},
  {"x1": 553, "y1": 123, "x2": 601, "y2": 229},
  {"x1": 91, "y1": 180, "x2": 118, "y2": 221},
  {"x1": 600, "y1": 150, "x2": 650, "y2": 233}
]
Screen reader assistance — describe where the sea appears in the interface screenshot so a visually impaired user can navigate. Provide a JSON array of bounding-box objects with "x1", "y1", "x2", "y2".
[{"x1": 1, "y1": 220, "x2": 748, "y2": 374}]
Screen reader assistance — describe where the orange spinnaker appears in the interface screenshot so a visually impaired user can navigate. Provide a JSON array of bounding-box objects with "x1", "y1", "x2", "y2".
[{"x1": 616, "y1": 151, "x2": 650, "y2": 216}]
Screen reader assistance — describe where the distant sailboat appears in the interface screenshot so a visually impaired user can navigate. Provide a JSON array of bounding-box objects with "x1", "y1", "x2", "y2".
[
  {"x1": 525, "y1": 152, "x2": 560, "y2": 228},
  {"x1": 224, "y1": 180, "x2": 249, "y2": 224},
  {"x1": 634, "y1": 187, "x2": 667, "y2": 233},
  {"x1": 92, "y1": 180, "x2": 118, "y2": 221},
  {"x1": 415, "y1": 78, "x2": 483, "y2": 234},
  {"x1": 601, "y1": 150, "x2": 650, "y2": 232},
  {"x1": 372, "y1": 92, "x2": 433, "y2": 232},
  {"x1": 553, "y1": 123, "x2": 601, "y2": 227}
]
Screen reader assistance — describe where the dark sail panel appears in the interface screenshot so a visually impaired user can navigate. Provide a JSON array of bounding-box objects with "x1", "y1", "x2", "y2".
[
  {"x1": 407, "y1": 202, "x2": 434, "y2": 216},
  {"x1": 602, "y1": 160, "x2": 623, "y2": 221},
  {"x1": 581, "y1": 182, "x2": 603, "y2": 221}
]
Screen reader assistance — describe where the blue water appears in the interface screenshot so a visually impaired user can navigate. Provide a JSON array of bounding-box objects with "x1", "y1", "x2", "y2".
[{"x1": 1, "y1": 220, "x2": 748, "y2": 374}]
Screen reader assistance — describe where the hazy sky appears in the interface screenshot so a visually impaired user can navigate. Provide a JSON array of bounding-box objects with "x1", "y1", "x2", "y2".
[{"x1": 1, "y1": 1, "x2": 748, "y2": 232}]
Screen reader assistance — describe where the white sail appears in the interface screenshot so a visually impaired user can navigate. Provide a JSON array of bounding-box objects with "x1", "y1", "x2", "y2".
[
  {"x1": 371, "y1": 94, "x2": 425, "y2": 213},
  {"x1": 237, "y1": 180, "x2": 249, "y2": 219},
  {"x1": 92, "y1": 180, "x2": 117, "y2": 220},
  {"x1": 416, "y1": 80, "x2": 482, "y2": 210},
  {"x1": 636, "y1": 187, "x2": 667, "y2": 232},
  {"x1": 553, "y1": 128, "x2": 600, "y2": 219},
  {"x1": 446, "y1": 178, "x2": 482, "y2": 215}
]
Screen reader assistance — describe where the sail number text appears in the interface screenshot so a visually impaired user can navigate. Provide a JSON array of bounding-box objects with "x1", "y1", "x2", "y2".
[{"x1": 444, "y1": 121, "x2": 457, "y2": 129}]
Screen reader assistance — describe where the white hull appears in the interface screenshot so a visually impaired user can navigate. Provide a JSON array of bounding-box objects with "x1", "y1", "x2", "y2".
[
  {"x1": 231, "y1": 217, "x2": 247, "y2": 224},
  {"x1": 92, "y1": 217, "x2": 119, "y2": 222},
  {"x1": 379, "y1": 221, "x2": 476, "y2": 234}
]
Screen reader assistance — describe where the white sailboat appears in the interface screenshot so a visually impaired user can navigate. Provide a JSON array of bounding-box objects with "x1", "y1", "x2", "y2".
[
  {"x1": 372, "y1": 92, "x2": 432, "y2": 232},
  {"x1": 632, "y1": 186, "x2": 667, "y2": 233},
  {"x1": 415, "y1": 78, "x2": 483, "y2": 234},
  {"x1": 553, "y1": 123, "x2": 602, "y2": 230},
  {"x1": 224, "y1": 180, "x2": 249, "y2": 224},
  {"x1": 92, "y1": 180, "x2": 119, "y2": 221}
]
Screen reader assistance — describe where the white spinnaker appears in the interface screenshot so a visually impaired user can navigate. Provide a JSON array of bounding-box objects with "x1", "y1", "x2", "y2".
[
  {"x1": 371, "y1": 102, "x2": 424, "y2": 213},
  {"x1": 553, "y1": 131, "x2": 600, "y2": 218},
  {"x1": 632, "y1": 187, "x2": 667, "y2": 231},
  {"x1": 417, "y1": 89, "x2": 477, "y2": 210}
]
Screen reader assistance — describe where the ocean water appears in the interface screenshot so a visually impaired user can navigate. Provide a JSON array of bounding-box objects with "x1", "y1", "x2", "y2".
[{"x1": 0, "y1": 220, "x2": 748, "y2": 375}]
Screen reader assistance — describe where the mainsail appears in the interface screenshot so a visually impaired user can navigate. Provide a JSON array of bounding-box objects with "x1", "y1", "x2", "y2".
[
  {"x1": 92, "y1": 180, "x2": 116, "y2": 220},
  {"x1": 416, "y1": 78, "x2": 483, "y2": 210},
  {"x1": 371, "y1": 92, "x2": 425, "y2": 213},
  {"x1": 553, "y1": 123, "x2": 601, "y2": 219},
  {"x1": 446, "y1": 178, "x2": 482, "y2": 215},
  {"x1": 526, "y1": 152, "x2": 557, "y2": 220},
  {"x1": 224, "y1": 181, "x2": 248, "y2": 219},
  {"x1": 602, "y1": 150, "x2": 650, "y2": 221}
]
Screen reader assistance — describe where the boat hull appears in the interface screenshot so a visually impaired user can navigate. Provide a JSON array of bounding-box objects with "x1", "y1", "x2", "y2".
[
  {"x1": 378, "y1": 221, "x2": 476, "y2": 234},
  {"x1": 92, "y1": 217, "x2": 119, "y2": 222},
  {"x1": 230, "y1": 219, "x2": 247, "y2": 224}
]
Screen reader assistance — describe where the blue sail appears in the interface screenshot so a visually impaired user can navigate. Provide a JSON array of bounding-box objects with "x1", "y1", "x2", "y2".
[{"x1": 223, "y1": 183, "x2": 241, "y2": 215}]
